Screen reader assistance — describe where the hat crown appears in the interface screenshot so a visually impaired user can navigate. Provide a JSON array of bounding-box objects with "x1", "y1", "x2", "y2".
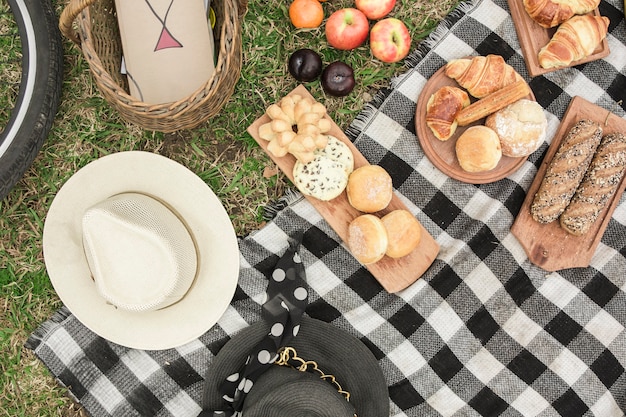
[{"x1": 81, "y1": 193, "x2": 198, "y2": 312}]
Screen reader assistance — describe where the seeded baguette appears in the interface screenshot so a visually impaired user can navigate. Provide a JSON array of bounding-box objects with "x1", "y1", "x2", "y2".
[
  {"x1": 456, "y1": 80, "x2": 531, "y2": 126},
  {"x1": 560, "y1": 132, "x2": 626, "y2": 235},
  {"x1": 531, "y1": 119, "x2": 603, "y2": 224}
]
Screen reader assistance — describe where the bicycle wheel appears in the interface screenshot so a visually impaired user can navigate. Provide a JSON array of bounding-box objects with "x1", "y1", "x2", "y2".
[{"x1": 0, "y1": 0, "x2": 63, "y2": 201}]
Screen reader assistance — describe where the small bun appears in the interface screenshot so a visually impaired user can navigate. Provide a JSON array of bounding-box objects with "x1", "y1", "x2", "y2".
[
  {"x1": 455, "y1": 125, "x2": 502, "y2": 172},
  {"x1": 485, "y1": 99, "x2": 547, "y2": 157},
  {"x1": 347, "y1": 214, "x2": 388, "y2": 264},
  {"x1": 346, "y1": 165, "x2": 393, "y2": 213},
  {"x1": 381, "y1": 210, "x2": 422, "y2": 258}
]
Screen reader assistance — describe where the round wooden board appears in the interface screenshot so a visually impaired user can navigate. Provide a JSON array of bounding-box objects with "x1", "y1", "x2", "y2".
[{"x1": 415, "y1": 64, "x2": 533, "y2": 184}]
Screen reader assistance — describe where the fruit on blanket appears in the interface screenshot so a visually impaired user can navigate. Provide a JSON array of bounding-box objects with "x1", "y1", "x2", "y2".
[
  {"x1": 325, "y1": 8, "x2": 369, "y2": 50},
  {"x1": 321, "y1": 61, "x2": 356, "y2": 96},
  {"x1": 369, "y1": 18, "x2": 411, "y2": 63},
  {"x1": 355, "y1": 0, "x2": 396, "y2": 20},
  {"x1": 289, "y1": 0, "x2": 324, "y2": 28},
  {"x1": 288, "y1": 49, "x2": 323, "y2": 82}
]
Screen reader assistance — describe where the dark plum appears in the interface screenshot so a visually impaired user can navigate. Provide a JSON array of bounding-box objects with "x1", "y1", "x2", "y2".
[
  {"x1": 321, "y1": 61, "x2": 355, "y2": 97},
  {"x1": 288, "y1": 49, "x2": 323, "y2": 82}
]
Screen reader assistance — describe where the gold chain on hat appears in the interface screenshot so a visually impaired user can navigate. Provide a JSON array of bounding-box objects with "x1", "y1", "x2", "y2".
[{"x1": 275, "y1": 346, "x2": 357, "y2": 416}]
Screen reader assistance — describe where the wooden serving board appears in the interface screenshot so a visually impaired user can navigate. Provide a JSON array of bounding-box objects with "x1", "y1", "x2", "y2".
[
  {"x1": 507, "y1": 0, "x2": 609, "y2": 77},
  {"x1": 511, "y1": 96, "x2": 626, "y2": 271},
  {"x1": 248, "y1": 85, "x2": 440, "y2": 293},
  {"x1": 415, "y1": 62, "x2": 532, "y2": 184}
]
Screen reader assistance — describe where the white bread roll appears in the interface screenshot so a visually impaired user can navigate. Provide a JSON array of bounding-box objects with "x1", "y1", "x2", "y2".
[
  {"x1": 485, "y1": 99, "x2": 547, "y2": 157},
  {"x1": 346, "y1": 165, "x2": 393, "y2": 213},
  {"x1": 381, "y1": 210, "x2": 421, "y2": 258},
  {"x1": 455, "y1": 125, "x2": 502, "y2": 172},
  {"x1": 347, "y1": 214, "x2": 388, "y2": 264}
]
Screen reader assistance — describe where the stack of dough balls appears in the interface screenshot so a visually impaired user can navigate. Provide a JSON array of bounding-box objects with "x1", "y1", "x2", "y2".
[
  {"x1": 345, "y1": 165, "x2": 422, "y2": 264},
  {"x1": 258, "y1": 94, "x2": 332, "y2": 164}
]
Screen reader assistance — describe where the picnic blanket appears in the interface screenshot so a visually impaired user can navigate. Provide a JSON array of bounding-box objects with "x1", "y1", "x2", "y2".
[{"x1": 27, "y1": 0, "x2": 626, "y2": 415}]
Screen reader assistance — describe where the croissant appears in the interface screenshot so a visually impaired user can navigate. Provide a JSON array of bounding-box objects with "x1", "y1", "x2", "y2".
[
  {"x1": 425, "y1": 86, "x2": 470, "y2": 141},
  {"x1": 538, "y1": 15, "x2": 609, "y2": 69},
  {"x1": 523, "y1": 0, "x2": 600, "y2": 28},
  {"x1": 444, "y1": 55, "x2": 524, "y2": 99}
]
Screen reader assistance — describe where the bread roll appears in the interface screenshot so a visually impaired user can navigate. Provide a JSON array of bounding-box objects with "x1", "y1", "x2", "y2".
[
  {"x1": 560, "y1": 133, "x2": 626, "y2": 235},
  {"x1": 426, "y1": 86, "x2": 470, "y2": 141},
  {"x1": 346, "y1": 165, "x2": 393, "y2": 213},
  {"x1": 381, "y1": 210, "x2": 422, "y2": 258},
  {"x1": 456, "y1": 80, "x2": 531, "y2": 127},
  {"x1": 455, "y1": 126, "x2": 502, "y2": 172},
  {"x1": 530, "y1": 119, "x2": 603, "y2": 224},
  {"x1": 485, "y1": 99, "x2": 547, "y2": 157},
  {"x1": 347, "y1": 214, "x2": 388, "y2": 264}
]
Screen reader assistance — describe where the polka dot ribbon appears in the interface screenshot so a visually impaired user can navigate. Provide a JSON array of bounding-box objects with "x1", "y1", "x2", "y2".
[{"x1": 203, "y1": 233, "x2": 308, "y2": 416}]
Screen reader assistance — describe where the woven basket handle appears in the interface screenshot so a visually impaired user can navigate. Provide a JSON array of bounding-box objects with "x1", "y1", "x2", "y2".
[{"x1": 59, "y1": 0, "x2": 98, "y2": 45}]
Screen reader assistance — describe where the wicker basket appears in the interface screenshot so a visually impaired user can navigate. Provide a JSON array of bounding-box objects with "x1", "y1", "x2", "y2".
[{"x1": 59, "y1": 0, "x2": 246, "y2": 132}]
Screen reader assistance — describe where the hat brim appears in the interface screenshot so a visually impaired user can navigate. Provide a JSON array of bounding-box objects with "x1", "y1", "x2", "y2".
[
  {"x1": 43, "y1": 151, "x2": 240, "y2": 350},
  {"x1": 202, "y1": 317, "x2": 389, "y2": 417}
]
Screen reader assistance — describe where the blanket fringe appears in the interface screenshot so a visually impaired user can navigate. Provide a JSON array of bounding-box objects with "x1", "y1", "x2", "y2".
[
  {"x1": 405, "y1": 0, "x2": 478, "y2": 69},
  {"x1": 262, "y1": 188, "x2": 303, "y2": 221},
  {"x1": 24, "y1": 306, "x2": 72, "y2": 350},
  {"x1": 345, "y1": 92, "x2": 387, "y2": 141}
]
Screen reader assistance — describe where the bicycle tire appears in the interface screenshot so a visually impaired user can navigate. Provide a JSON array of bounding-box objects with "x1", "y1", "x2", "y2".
[{"x1": 0, "y1": 0, "x2": 63, "y2": 201}]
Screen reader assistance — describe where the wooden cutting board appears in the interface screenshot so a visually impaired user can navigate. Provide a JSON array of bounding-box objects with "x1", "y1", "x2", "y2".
[
  {"x1": 511, "y1": 96, "x2": 626, "y2": 271},
  {"x1": 507, "y1": 0, "x2": 609, "y2": 77},
  {"x1": 248, "y1": 85, "x2": 440, "y2": 293}
]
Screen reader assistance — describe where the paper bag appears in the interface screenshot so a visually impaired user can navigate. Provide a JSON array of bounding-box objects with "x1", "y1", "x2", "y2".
[{"x1": 114, "y1": 0, "x2": 215, "y2": 104}]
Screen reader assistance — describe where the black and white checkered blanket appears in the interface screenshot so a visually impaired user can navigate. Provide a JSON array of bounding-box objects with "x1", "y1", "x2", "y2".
[{"x1": 27, "y1": 0, "x2": 626, "y2": 415}]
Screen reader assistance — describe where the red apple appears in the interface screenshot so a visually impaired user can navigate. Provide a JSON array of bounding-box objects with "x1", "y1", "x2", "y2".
[
  {"x1": 355, "y1": 0, "x2": 396, "y2": 20},
  {"x1": 325, "y1": 8, "x2": 369, "y2": 50},
  {"x1": 369, "y1": 18, "x2": 411, "y2": 63}
]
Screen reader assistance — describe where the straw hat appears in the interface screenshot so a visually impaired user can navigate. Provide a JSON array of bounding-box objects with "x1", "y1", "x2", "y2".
[
  {"x1": 201, "y1": 317, "x2": 389, "y2": 416},
  {"x1": 43, "y1": 151, "x2": 239, "y2": 350}
]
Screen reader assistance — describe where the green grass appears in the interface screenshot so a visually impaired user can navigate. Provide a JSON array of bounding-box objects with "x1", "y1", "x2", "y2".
[{"x1": 0, "y1": 0, "x2": 459, "y2": 414}]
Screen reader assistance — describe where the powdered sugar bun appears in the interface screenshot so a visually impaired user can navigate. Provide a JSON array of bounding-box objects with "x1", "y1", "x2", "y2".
[
  {"x1": 381, "y1": 210, "x2": 422, "y2": 258},
  {"x1": 485, "y1": 99, "x2": 547, "y2": 157},
  {"x1": 346, "y1": 165, "x2": 393, "y2": 213},
  {"x1": 347, "y1": 214, "x2": 388, "y2": 264}
]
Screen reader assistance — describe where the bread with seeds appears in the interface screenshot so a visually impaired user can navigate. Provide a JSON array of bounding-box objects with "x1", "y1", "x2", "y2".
[
  {"x1": 560, "y1": 132, "x2": 626, "y2": 235},
  {"x1": 531, "y1": 119, "x2": 603, "y2": 223}
]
